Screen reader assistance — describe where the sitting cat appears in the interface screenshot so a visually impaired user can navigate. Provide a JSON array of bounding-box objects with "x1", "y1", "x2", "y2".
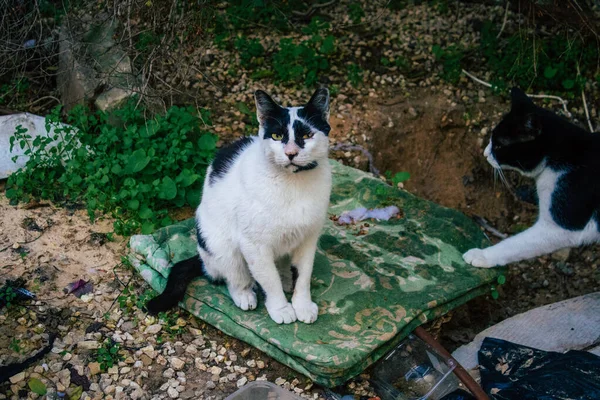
[
  {"x1": 464, "y1": 87, "x2": 600, "y2": 268},
  {"x1": 146, "y1": 88, "x2": 332, "y2": 324}
]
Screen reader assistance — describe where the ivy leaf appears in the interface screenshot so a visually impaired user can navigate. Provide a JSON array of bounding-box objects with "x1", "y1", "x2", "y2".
[
  {"x1": 141, "y1": 222, "x2": 154, "y2": 234},
  {"x1": 127, "y1": 199, "x2": 140, "y2": 210},
  {"x1": 124, "y1": 149, "x2": 150, "y2": 174},
  {"x1": 177, "y1": 169, "x2": 200, "y2": 187},
  {"x1": 392, "y1": 171, "x2": 411, "y2": 185},
  {"x1": 197, "y1": 134, "x2": 217, "y2": 151},
  {"x1": 186, "y1": 188, "x2": 202, "y2": 208},
  {"x1": 158, "y1": 177, "x2": 177, "y2": 200},
  {"x1": 236, "y1": 102, "x2": 252, "y2": 116},
  {"x1": 497, "y1": 275, "x2": 506, "y2": 285},
  {"x1": 28, "y1": 378, "x2": 47, "y2": 395},
  {"x1": 544, "y1": 66, "x2": 558, "y2": 79},
  {"x1": 562, "y1": 79, "x2": 575, "y2": 89}
]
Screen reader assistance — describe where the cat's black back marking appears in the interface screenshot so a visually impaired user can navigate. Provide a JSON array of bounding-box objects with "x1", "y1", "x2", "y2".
[
  {"x1": 491, "y1": 87, "x2": 600, "y2": 232},
  {"x1": 209, "y1": 136, "x2": 254, "y2": 185}
]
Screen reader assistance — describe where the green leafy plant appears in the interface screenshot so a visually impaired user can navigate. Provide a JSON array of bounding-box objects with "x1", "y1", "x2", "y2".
[
  {"x1": 9, "y1": 338, "x2": 22, "y2": 354},
  {"x1": 385, "y1": 171, "x2": 411, "y2": 186},
  {"x1": 271, "y1": 17, "x2": 336, "y2": 87},
  {"x1": 95, "y1": 339, "x2": 123, "y2": 371},
  {"x1": 234, "y1": 36, "x2": 265, "y2": 67},
  {"x1": 348, "y1": 2, "x2": 365, "y2": 24},
  {"x1": 6, "y1": 101, "x2": 217, "y2": 235},
  {"x1": 0, "y1": 286, "x2": 18, "y2": 309},
  {"x1": 28, "y1": 378, "x2": 47, "y2": 396},
  {"x1": 347, "y1": 63, "x2": 364, "y2": 87},
  {"x1": 432, "y1": 44, "x2": 463, "y2": 83}
]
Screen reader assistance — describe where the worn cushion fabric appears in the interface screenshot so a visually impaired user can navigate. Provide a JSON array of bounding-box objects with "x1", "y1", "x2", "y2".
[{"x1": 129, "y1": 160, "x2": 502, "y2": 387}]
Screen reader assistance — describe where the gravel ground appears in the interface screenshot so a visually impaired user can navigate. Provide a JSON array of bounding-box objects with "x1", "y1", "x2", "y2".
[{"x1": 1, "y1": 1, "x2": 600, "y2": 399}]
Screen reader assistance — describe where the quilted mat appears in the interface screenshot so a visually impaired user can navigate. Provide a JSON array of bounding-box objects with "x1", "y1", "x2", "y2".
[{"x1": 129, "y1": 160, "x2": 502, "y2": 387}]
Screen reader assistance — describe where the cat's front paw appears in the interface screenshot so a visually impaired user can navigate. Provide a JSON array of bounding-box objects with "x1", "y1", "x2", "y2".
[
  {"x1": 266, "y1": 302, "x2": 297, "y2": 324},
  {"x1": 292, "y1": 299, "x2": 319, "y2": 324},
  {"x1": 229, "y1": 288, "x2": 257, "y2": 311},
  {"x1": 463, "y1": 248, "x2": 496, "y2": 268}
]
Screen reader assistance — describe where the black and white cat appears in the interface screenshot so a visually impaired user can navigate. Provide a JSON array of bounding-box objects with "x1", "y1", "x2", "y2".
[
  {"x1": 464, "y1": 87, "x2": 600, "y2": 268},
  {"x1": 147, "y1": 89, "x2": 332, "y2": 324}
]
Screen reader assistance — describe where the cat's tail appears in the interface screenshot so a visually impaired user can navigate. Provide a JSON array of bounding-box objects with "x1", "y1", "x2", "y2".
[{"x1": 146, "y1": 256, "x2": 204, "y2": 314}]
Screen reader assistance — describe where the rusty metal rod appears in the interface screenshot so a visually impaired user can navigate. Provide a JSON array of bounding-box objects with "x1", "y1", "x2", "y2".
[{"x1": 414, "y1": 326, "x2": 490, "y2": 400}]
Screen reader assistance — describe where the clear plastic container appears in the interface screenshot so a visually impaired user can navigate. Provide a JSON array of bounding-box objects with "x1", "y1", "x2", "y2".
[
  {"x1": 372, "y1": 334, "x2": 460, "y2": 400},
  {"x1": 225, "y1": 381, "x2": 303, "y2": 400}
]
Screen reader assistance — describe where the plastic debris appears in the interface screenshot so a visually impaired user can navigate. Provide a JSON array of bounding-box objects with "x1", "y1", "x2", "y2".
[
  {"x1": 338, "y1": 206, "x2": 400, "y2": 225},
  {"x1": 63, "y1": 279, "x2": 93, "y2": 298},
  {"x1": 479, "y1": 337, "x2": 600, "y2": 399}
]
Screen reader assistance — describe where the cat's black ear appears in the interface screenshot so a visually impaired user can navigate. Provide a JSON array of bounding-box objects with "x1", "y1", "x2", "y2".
[
  {"x1": 510, "y1": 87, "x2": 534, "y2": 112},
  {"x1": 305, "y1": 88, "x2": 330, "y2": 121},
  {"x1": 254, "y1": 90, "x2": 281, "y2": 124}
]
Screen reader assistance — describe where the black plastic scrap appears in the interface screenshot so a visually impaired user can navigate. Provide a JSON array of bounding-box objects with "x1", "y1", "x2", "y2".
[
  {"x1": 0, "y1": 333, "x2": 56, "y2": 384},
  {"x1": 478, "y1": 337, "x2": 600, "y2": 400}
]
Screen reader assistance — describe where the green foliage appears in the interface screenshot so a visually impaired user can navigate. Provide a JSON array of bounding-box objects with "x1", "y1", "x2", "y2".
[
  {"x1": 0, "y1": 286, "x2": 18, "y2": 309},
  {"x1": 118, "y1": 287, "x2": 156, "y2": 314},
  {"x1": 9, "y1": 338, "x2": 22, "y2": 354},
  {"x1": 236, "y1": 101, "x2": 259, "y2": 135},
  {"x1": 347, "y1": 63, "x2": 364, "y2": 87},
  {"x1": 135, "y1": 31, "x2": 161, "y2": 54},
  {"x1": 6, "y1": 101, "x2": 217, "y2": 235},
  {"x1": 213, "y1": 0, "x2": 305, "y2": 33},
  {"x1": 0, "y1": 78, "x2": 30, "y2": 106},
  {"x1": 348, "y1": 2, "x2": 365, "y2": 24},
  {"x1": 95, "y1": 339, "x2": 123, "y2": 371},
  {"x1": 234, "y1": 36, "x2": 265, "y2": 67},
  {"x1": 432, "y1": 44, "x2": 463, "y2": 83},
  {"x1": 479, "y1": 22, "x2": 596, "y2": 93},
  {"x1": 28, "y1": 378, "x2": 47, "y2": 396},
  {"x1": 385, "y1": 171, "x2": 411, "y2": 186}
]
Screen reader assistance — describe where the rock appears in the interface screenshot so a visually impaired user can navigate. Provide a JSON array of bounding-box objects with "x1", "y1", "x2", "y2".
[
  {"x1": 9, "y1": 372, "x2": 25, "y2": 384},
  {"x1": 145, "y1": 324, "x2": 162, "y2": 334},
  {"x1": 121, "y1": 321, "x2": 135, "y2": 332},
  {"x1": 120, "y1": 367, "x2": 131, "y2": 374},
  {"x1": 210, "y1": 366, "x2": 222, "y2": 376},
  {"x1": 104, "y1": 385, "x2": 116, "y2": 394},
  {"x1": 57, "y1": 27, "x2": 99, "y2": 112},
  {"x1": 167, "y1": 387, "x2": 179, "y2": 398},
  {"x1": 256, "y1": 360, "x2": 265, "y2": 369},
  {"x1": 108, "y1": 366, "x2": 119, "y2": 375},
  {"x1": 130, "y1": 388, "x2": 144, "y2": 400},
  {"x1": 552, "y1": 248, "x2": 571, "y2": 262},
  {"x1": 185, "y1": 345, "x2": 197, "y2": 355},
  {"x1": 163, "y1": 368, "x2": 174, "y2": 378},
  {"x1": 140, "y1": 354, "x2": 153, "y2": 366},
  {"x1": 275, "y1": 377, "x2": 286, "y2": 386},
  {"x1": 95, "y1": 88, "x2": 134, "y2": 112},
  {"x1": 141, "y1": 345, "x2": 156, "y2": 359},
  {"x1": 170, "y1": 357, "x2": 185, "y2": 370},
  {"x1": 206, "y1": 381, "x2": 216, "y2": 390},
  {"x1": 78, "y1": 340, "x2": 100, "y2": 350},
  {"x1": 237, "y1": 377, "x2": 248, "y2": 388}
]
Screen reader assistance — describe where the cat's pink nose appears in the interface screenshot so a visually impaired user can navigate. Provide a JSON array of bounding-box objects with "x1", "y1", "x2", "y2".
[{"x1": 287, "y1": 152, "x2": 297, "y2": 161}]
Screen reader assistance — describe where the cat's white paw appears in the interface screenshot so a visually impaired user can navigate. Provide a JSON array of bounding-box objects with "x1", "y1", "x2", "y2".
[
  {"x1": 463, "y1": 248, "x2": 496, "y2": 268},
  {"x1": 292, "y1": 299, "x2": 319, "y2": 324},
  {"x1": 230, "y1": 288, "x2": 257, "y2": 311},
  {"x1": 266, "y1": 302, "x2": 297, "y2": 324}
]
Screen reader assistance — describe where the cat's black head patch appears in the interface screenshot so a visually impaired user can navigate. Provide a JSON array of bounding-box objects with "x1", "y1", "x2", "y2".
[
  {"x1": 255, "y1": 90, "x2": 291, "y2": 141},
  {"x1": 298, "y1": 88, "x2": 331, "y2": 136},
  {"x1": 490, "y1": 87, "x2": 546, "y2": 172}
]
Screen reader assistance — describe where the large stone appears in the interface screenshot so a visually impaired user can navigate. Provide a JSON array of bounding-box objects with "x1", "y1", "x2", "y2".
[
  {"x1": 77, "y1": 340, "x2": 100, "y2": 350},
  {"x1": 57, "y1": 27, "x2": 99, "y2": 112}
]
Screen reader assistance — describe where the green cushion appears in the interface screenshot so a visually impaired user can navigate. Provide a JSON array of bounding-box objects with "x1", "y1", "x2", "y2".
[{"x1": 129, "y1": 160, "x2": 502, "y2": 387}]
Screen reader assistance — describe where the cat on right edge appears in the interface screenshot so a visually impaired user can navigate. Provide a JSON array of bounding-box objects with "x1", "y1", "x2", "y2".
[{"x1": 463, "y1": 87, "x2": 600, "y2": 268}]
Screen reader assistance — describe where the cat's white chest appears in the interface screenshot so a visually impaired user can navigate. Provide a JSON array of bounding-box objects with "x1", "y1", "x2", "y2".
[{"x1": 536, "y1": 168, "x2": 562, "y2": 221}]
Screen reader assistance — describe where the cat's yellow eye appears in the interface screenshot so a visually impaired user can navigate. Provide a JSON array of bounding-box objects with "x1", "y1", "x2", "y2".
[
  {"x1": 302, "y1": 132, "x2": 314, "y2": 139},
  {"x1": 271, "y1": 133, "x2": 284, "y2": 141}
]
